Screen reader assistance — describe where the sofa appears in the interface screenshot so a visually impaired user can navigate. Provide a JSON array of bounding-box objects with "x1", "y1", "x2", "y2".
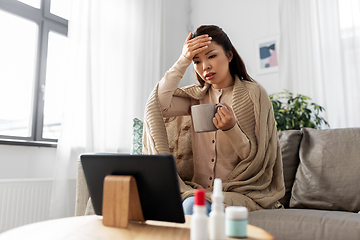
[
  {"x1": 75, "y1": 126, "x2": 360, "y2": 240},
  {"x1": 248, "y1": 127, "x2": 360, "y2": 240}
]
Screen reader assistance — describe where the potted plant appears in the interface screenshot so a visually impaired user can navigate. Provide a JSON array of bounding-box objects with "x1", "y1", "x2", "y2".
[{"x1": 269, "y1": 90, "x2": 329, "y2": 131}]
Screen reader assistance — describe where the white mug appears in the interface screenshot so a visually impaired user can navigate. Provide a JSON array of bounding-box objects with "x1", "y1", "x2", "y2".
[{"x1": 191, "y1": 103, "x2": 227, "y2": 133}]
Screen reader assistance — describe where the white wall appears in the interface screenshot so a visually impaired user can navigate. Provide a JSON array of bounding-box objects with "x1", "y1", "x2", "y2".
[
  {"x1": 0, "y1": 144, "x2": 56, "y2": 179},
  {"x1": 191, "y1": 0, "x2": 281, "y2": 95},
  {"x1": 162, "y1": 0, "x2": 200, "y2": 87}
]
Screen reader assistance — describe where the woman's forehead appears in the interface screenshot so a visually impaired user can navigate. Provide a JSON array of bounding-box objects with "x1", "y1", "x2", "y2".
[{"x1": 193, "y1": 42, "x2": 223, "y2": 59}]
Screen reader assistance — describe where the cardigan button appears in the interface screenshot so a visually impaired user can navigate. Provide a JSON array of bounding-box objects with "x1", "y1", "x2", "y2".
[{"x1": 212, "y1": 140, "x2": 215, "y2": 143}]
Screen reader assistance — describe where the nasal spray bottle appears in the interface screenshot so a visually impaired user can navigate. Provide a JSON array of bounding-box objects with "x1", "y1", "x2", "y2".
[
  {"x1": 191, "y1": 189, "x2": 208, "y2": 240},
  {"x1": 209, "y1": 179, "x2": 226, "y2": 240}
]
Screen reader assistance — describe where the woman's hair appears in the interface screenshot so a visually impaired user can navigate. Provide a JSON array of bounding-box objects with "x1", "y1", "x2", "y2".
[{"x1": 191, "y1": 25, "x2": 255, "y2": 86}]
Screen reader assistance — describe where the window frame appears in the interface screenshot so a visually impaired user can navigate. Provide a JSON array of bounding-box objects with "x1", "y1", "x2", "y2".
[{"x1": 0, "y1": 0, "x2": 68, "y2": 147}]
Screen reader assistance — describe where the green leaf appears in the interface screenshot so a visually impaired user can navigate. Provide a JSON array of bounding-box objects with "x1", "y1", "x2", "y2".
[{"x1": 270, "y1": 89, "x2": 330, "y2": 131}]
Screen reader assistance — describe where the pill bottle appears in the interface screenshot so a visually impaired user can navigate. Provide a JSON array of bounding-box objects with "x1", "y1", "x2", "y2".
[{"x1": 225, "y1": 206, "x2": 248, "y2": 238}]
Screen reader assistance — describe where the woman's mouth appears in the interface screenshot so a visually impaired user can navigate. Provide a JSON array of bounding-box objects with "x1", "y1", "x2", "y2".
[{"x1": 205, "y1": 73, "x2": 216, "y2": 80}]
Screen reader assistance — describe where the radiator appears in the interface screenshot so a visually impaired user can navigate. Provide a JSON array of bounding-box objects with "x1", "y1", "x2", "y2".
[{"x1": 0, "y1": 179, "x2": 52, "y2": 233}]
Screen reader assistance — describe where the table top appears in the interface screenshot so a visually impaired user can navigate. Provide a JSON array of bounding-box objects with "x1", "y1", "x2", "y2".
[{"x1": 0, "y1": 215, "x2": 274, "y2": 240}]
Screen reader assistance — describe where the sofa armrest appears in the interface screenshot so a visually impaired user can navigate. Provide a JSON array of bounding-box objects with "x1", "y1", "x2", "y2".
[{"x1": 75, "y1": 159, "x2": 90, "y2": 216}]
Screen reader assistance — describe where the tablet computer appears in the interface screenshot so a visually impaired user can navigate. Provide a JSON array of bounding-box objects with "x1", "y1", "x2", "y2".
[{"x1": 80, "y1": 153, "x2": 185, "y2": 223}]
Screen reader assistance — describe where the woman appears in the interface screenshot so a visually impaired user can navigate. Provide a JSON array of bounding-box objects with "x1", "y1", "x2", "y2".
[{"x1": 143, "y1": 25, "x2": 284, "y2": 215}]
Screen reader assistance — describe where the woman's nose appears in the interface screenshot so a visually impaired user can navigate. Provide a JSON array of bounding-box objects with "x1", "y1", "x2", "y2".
[{"x1": 203, "y1": 61, "x2": 211, "y2": 70}]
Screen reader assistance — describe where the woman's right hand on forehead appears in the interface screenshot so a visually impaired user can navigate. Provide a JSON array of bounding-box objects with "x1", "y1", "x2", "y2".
[{"x1": 182, "y1": 33, "x2": 212, "y2": 61}]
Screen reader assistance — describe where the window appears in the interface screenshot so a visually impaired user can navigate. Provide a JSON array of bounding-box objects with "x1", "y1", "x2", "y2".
[
  {"x1": 338, "y1": 0, "x2": 360, "y2": 89},
  {"x1": 0, "y1": 0, "x2": 70, "y2": 146},
  {"x1": 338, "y1": 0, "x2": 360, "y2": 35}
]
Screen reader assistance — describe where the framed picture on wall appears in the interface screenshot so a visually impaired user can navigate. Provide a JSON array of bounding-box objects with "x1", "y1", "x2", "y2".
[{"x1": 255, "y1": 36, "x2": 279, "y2": 74}]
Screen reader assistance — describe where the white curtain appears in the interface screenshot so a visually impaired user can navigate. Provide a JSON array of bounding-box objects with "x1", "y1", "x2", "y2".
[
  {"x1": 279, "y1": 0, "x2": 360, "y2": 128},
  {"x1": 49, "y1": 0, "x2": 163, "y2": 219}
]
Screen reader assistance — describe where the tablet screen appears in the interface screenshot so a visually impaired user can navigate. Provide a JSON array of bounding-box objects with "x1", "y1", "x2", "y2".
[{"x1": 80, "y1": 154, "x2": 185, "y2": 223}]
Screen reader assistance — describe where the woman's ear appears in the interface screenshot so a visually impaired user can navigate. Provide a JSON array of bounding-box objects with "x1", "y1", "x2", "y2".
[{"x1": 227, "y1": 51, "x2": 233, "y2": 62}]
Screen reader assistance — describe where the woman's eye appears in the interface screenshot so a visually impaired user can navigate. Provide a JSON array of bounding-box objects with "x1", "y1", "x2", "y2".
[
  {"x1": 193, "y1": 61, "x2": 200, "y2": 64},
  {"x1": 209, "y1": 55, "x2": 216, "y2": 59}
]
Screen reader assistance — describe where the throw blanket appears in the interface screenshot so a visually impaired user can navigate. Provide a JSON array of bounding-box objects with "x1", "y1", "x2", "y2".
[{"x1": 143, "y1": 78, "x2": 285, "y2": 211}]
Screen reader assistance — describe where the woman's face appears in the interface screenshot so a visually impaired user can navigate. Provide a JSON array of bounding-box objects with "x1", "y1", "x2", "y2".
[{"x1": 192, "y1": 41, "x2": 233, "y2": 89}]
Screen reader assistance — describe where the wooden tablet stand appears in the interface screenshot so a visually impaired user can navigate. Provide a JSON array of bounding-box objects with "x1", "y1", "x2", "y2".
[{"x1": 102, "y1": 175, "x2": 145, "y2": 228}]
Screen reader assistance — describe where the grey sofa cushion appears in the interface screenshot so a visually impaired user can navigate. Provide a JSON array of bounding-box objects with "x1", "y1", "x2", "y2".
[
  {"x1": 249, "y1": 209, "x2": 360, "y2": 240},
  {"x1": 290, "y1": 128, "x2": 360, "y2": 212},
  {"x1": 278, "y1": 130, "x2": 302, "y2": 208}
]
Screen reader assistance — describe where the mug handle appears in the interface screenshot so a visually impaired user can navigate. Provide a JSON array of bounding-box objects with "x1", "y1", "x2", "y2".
[{"x1": 216, "y1": 103, "x2": 228, "y2": 110}]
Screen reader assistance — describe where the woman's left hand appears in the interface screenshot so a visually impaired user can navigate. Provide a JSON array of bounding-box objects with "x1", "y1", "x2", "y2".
[{"x1": 213, "y1": 103, "x2": 236, "y2": 131}]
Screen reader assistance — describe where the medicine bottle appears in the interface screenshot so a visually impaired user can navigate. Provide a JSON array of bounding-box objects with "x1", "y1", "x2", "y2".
[
  {"x1": 190, "y1": 189, "x2": 208, "y2": 240},
  {"x1": 209, "y1": 179, "x2": 225, "y2": 240},
  {"x1": 225, "y1": 206, "x2": 248, "y2": 238}
]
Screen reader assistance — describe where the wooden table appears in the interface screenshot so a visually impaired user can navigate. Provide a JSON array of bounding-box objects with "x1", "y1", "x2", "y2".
[{"x1": 0, "y1": 215, "x2": 274, "y2": 240}]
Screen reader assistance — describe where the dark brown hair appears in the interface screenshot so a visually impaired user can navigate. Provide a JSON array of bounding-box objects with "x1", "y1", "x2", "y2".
[{"x1": 191, "y1": 25, "x2": 255, "y2": 86}]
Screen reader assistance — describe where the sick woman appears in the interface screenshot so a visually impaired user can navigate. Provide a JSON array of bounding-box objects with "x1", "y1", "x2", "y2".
[{"x1": 143, "y1": 25, "x2": 285, "y2": 215}]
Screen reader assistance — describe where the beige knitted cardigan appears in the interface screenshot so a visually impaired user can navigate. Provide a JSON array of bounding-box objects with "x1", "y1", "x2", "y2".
[{"x1": 143, "y1": 77, "x2": 285, "y2": 211}]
